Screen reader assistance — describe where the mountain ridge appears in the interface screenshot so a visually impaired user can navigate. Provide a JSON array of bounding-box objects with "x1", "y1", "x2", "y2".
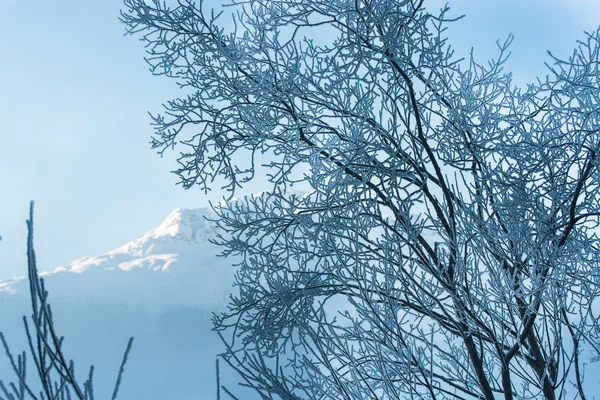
[{"x1": 0, "y1": 206, "x2": 235, "y2": 312}]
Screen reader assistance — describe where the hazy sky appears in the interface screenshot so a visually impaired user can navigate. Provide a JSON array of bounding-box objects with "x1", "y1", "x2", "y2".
[{"x1": 0, "y1": 0, "x2": 599, "y2": 280}]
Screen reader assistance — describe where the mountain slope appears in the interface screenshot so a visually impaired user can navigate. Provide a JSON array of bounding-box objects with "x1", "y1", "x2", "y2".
[
  {"x1": 0, "y1": 207, "x2": 235, "y2": 311},
  {"x1": 0, "y1": 206, "x2": 247, "y2": 400}
]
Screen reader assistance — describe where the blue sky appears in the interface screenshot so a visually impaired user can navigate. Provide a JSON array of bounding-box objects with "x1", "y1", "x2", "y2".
[{"x1": 0, "y1": 0, "x2": 598, "y2": 281}]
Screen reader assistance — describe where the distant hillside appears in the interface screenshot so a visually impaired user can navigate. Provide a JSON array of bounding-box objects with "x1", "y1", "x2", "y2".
[{"x1": 0, "y1": 206, "x2": 253, "y2": 400}]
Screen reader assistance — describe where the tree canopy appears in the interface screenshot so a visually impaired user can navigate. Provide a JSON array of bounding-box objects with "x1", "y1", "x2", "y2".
[{"x1": 122, "y1": 1, "x2": 600, "y2": 398}]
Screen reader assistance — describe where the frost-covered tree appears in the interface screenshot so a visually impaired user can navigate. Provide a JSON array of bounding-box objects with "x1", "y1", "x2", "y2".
[{"x1": 121, "y1": 1, "x2": 600, "y2": 398}]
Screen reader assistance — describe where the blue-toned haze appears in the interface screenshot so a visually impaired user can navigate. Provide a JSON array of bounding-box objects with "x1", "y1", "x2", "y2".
[{"x1": 0, "y1": 1, "x2": 599, "y2": 399}]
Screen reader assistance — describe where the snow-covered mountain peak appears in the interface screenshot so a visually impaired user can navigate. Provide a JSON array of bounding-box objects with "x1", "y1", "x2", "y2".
[
  {"x1": 0, "y1": 206, "x2": 234, "y2": 311},
  {"x1": 105, "y1": 206, "x2": 219, "y2": 260},
  {"x1": 152, "y1": 207, "x2": 217, "y2": 241}
]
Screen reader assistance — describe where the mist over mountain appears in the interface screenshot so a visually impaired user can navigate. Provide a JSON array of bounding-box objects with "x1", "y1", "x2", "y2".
[
  {"x1": 0, "y1": 206, "x2": 251, "y2": 400},
  {"x1": 2, "y1": 200, "x2": 598, "y2": 398}
]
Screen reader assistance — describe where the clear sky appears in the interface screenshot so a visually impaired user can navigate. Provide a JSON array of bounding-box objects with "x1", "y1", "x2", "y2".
[{"x1": 0, "y1": 0, "x2": 599, "y2": 280}]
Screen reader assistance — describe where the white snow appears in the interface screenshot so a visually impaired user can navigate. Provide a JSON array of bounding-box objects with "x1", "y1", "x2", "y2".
[{"x1": 0, "y1": 206, "x2": 234, "y2": 312}]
